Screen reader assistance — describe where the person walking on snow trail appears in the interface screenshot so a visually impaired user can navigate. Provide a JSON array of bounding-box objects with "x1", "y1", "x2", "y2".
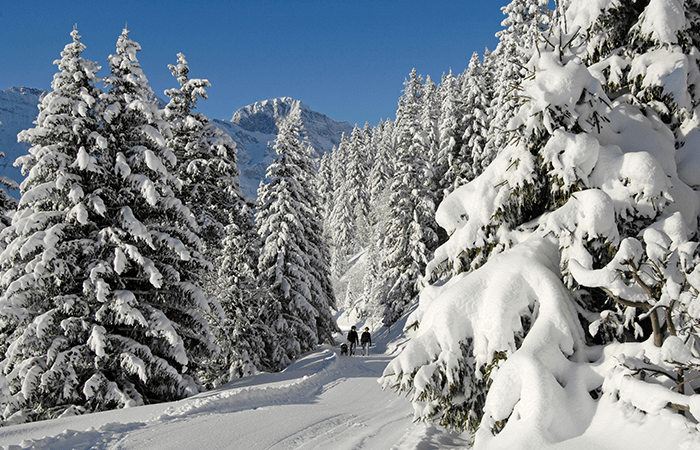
[
  {"x1": 347, "y1": 326, "x2": 359, "y2": 356},
  {"x1": 361, "y1": 327, "x2": 372, "y2": 356}
]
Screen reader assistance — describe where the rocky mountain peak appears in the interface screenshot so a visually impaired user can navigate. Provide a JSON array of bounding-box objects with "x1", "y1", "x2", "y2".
[
  {"x1": 231, "y1": 97, "x2": 342, "y2": 135},
  {"x1": 217, "y1": 97, "x2": 353, "y2": 198}
]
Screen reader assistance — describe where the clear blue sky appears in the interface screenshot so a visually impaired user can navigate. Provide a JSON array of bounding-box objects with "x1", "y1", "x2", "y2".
[{"x1": 1, "y1": 1, "x2": 505, "y2": 127}]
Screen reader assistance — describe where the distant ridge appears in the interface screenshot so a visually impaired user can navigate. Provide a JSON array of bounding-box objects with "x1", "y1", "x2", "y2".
[{"x1": 229, "y1": 97, "x2": 352, "y2": 157}]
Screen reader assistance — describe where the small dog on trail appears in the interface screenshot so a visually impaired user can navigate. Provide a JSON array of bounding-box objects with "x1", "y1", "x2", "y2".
[{"x1": 340, "y1": 343, "x2": 348, "y2": 356}]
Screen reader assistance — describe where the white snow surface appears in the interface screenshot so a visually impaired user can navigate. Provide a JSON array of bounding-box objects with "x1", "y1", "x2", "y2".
[{"x1": 0, "y1": 312, "x2": 694, "y2": 449}]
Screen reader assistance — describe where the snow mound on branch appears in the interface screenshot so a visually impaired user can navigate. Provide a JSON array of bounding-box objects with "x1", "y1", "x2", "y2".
[
  {"x1": 422, "y1": 237, "x2": 583, "y2": 369},
  {"x1": 638, "y1": 0, "x2": 685, "y2": 45},
  {"x1": 429, "y1": 141, "x2": 536, "y2": 273}
]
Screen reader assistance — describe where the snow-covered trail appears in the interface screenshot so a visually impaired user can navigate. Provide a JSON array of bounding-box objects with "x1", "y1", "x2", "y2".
[
  {"x1": 2, "y1": 319, "x2": 690, "y2": 450},
  {"x1": 0, "y1": 322, "x2": 467, "y2": 450},
  {"x1": 106, "y1": 351, "x2": 413, "y2": 450}
]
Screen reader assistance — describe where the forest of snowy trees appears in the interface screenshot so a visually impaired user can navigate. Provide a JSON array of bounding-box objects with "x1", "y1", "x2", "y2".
[
  {"x1": 370, "y1": 0, "x2": 700, "y2": 447},
  {"x1": 0, "y1": 27, "x2": 336, "y2": 423},
  {"x1": 3, "y1": 0, "x2": 700, "y2": 447}
]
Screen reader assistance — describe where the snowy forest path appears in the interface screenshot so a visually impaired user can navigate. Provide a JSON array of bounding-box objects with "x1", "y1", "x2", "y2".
[{"x1": 0, "y1": 321, "x2": 466, "y2": 449}]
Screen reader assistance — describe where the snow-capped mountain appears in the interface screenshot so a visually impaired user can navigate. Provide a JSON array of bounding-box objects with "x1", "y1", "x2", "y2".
[
  {"x1": 0, "y1": 87, "x2": 46, "y2": 197},
  {"x1": 214, "y1": 97, "x2": 353, "y2": 198},
  {"x1": 0, "y1": 89, "x2": 352, "y2": 200}
]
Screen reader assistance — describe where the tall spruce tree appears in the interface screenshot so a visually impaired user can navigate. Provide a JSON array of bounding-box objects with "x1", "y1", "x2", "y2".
[
  {"x1": 0, "y1": 28, "x2": 219, "y2": 423},
  {"x1": 360, "y1": 119, "x2": 396, "y2": 322},
  {"x1": 211, "y1": 200, "x2": 270, "y2": 380},
  {"x1": 345, "y1": 125, "x2": 371, "y2": 248},
  {"x1": 163, "y1": 53, "x2": 268, "y2": 384},
  {"x1": 377, "y1": 69, "x2": 439, "y2": 322},
  {"x1": 96, "y1": 28, "x2": 218, "y2": 403},
  {"x1": 163, "y1": 53, "x2": 241, "y2": 255},
  {"x1": 0, "y1": 29, "x2": 109, "y2": 422},
  {"x1": 462, "y1": 52, "x2": 492, "y2": 178},
  {"x1": 316, "y1": 151, "x2": 334, "y2": 226},
  {"x1": 256, "y1": 112, "x2": 337, "y2": 368},
  {"x1": 421, "y1": 76, "x2": 444, "y2": 208},
  {"x1": 328, "y1": 133, "x2": 354, "y2": 278},
  {"x1": 438, "y1": 70, "x2": 464, "y2": 196},
  {"x1": 296, "y1": 141, "x2": 338, "y2": 346},
  {"x1": 368, "y1": 119, "x2": 395, "y2": 211}
]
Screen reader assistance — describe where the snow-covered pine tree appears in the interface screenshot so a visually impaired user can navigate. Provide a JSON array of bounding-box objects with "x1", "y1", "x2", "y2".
[
  {"x1": 0, "y1": 29, "x2": 109, "y2": 422},
  {"x1": 162, "y1": 53, "x2": 268, "y2": 384},
  {"x1": 95, "y1": 28, "x2": 219, "y2": 403},
  {"x1": 362, "y1": 121, "x2": 374, "y2": 150},
  {"x1": 345, "y1": 124, "x2": 371, "y2": 248},
  {"x1": 360, "y1": 119, "x2": 396, "y2": 322},
  {"x1": 211, "y1": 199, "x2": 270, "y2": 380},
  {"x1": 377, "y1": 69, "x2": 439, "y2": 323},
  {"x1": 368, "y1": 118, "x2": 396, "y2": 212},
  {"x1": 0, "y1": 28, "x2": 216, "y2": 422},
  {"x1": 256, "y1": 111, "x2": 337, "y2": 368},
  {"x1": 328, "y1": 133, "x2": 354, "y2": 278},
  {"x1": 462, "y1": 52, "x2": 492, "y2": 179},
  {"x1": 163, "y1": 53, "x2": 241, "y2": 254},
  {"x1": 362, "y1": 121, "x2": 376, "y2": 191},
  {"x1": 437, "y1": 70, "x2": 464, "y2": 197},
  {"x1": 296, "y1": 141, "x2": 339, "y2": 346},
  {"x1": 421, "y1": 75, "x2": 445, "y2": 210},
  {"x1": 316, "y1": 151, "x2": 334, "y2": 226},
  {"x1": 0, "y1": 29, "x2": 224, "y2": 423},
  {"x1": 382, "y1": 1, "x2": 700, "y2": 446}
]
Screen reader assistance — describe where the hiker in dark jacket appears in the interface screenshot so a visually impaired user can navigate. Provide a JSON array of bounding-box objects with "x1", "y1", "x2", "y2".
[
  {"x1": 347, "y1": 326, "x2": 359, "y2": 356},
  {"x1": 360, "y1": 327, "x2": 372, "y2": 356}
]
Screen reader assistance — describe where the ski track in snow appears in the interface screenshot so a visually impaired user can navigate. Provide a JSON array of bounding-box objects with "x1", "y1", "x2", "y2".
[{"x1": 0, "y1": 322, "x2": 467, "y2": 450}]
